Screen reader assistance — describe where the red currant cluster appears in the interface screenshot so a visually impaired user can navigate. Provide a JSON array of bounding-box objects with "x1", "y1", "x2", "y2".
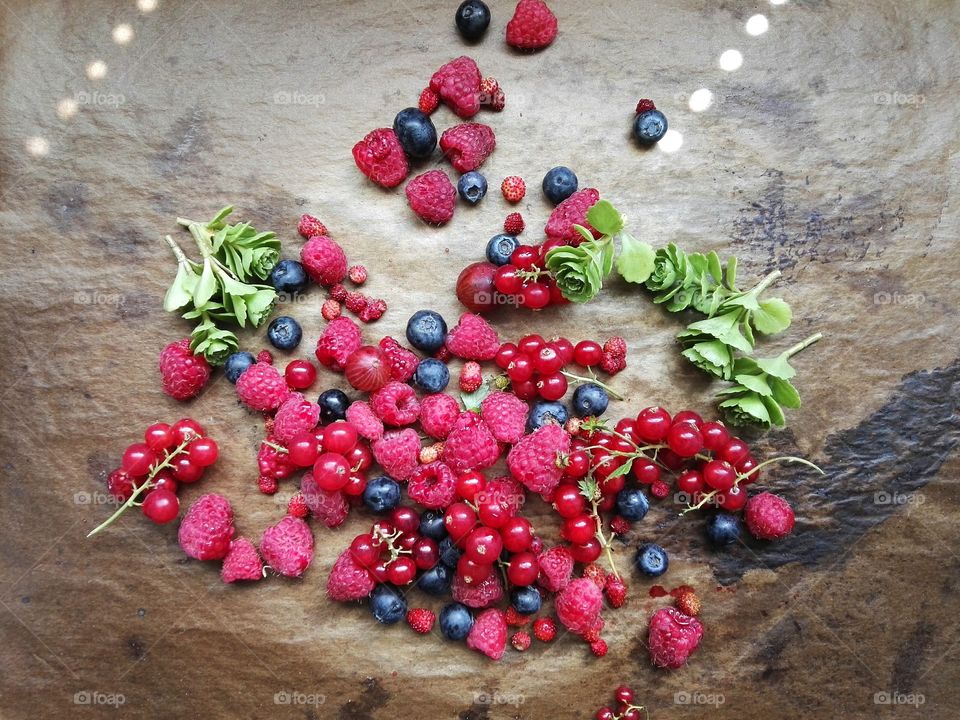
[
  {"x1": 594, "y1": 686, "x2": 647, "y2": 720},
  {"x1": 491, "y1": 241, "x2": 570, "y2": 310},
  {"x1": 278, "y1": 420, "x2": 372, "y2": 500},
  {"x1": 93, "y1": 418, "x2": 219, "y2": 532}
]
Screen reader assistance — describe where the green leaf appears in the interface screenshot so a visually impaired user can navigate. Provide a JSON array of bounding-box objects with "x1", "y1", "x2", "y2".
[
  {"x1": 752, "y1": 298, "x2": 792, "y2": 335},
  {"x1": 724, "y1": 256, "x2": 738, "y2": 290},
  {"x1": 685, "y1": 310, "x2": 741, "y2": 340},
  {"x1": 461, "y1": 382, "x2": 491, "y2": 411},
  {"x1": 194, "y1": 259, "x2": 217, "y2": 307},
  {"x1": 706, "y1": 251, "x2": 723, "y2": 284},
  {"x1": 761, "y1": 395, "x2": 786, "y2": 427},
  {"x1": 769, "y1": 376, "x2": 801, "y2": 408},
  {"x1": 616, "y1": 234, "x2": 656, "y2": 283},
  {"x1": 756, "y1": 352, "x2": 796, "y2": 379},
  {"x1": 607, "y1": 459, "x2": 634, "y2": 479},
  {"x1": 733, "y1": 373, "x2": 773, "y2": 396},
  {"x1": 585, "y1": 200, "x2": 624, "y2": 236},
  {"x1": 163, "y1": 263, "x2": 196, "y2": 311},
  {"x1": 719, "y1": 394, "x2": 771, "y2": 426},
  {"x1": 573, "y1": 225, "x2": 595, "y2": 245},
  {"x1": 577, "y1": 478, "x2": 600, "y2": 502}
]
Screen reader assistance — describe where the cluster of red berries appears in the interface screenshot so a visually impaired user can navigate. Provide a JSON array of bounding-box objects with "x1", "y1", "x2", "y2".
[
  {"x1": 594, "y1": 686, "x2": 646, "y2": 720},
  {"x1": 492, "y1": 242, "x2": 570, "y2": 310}
]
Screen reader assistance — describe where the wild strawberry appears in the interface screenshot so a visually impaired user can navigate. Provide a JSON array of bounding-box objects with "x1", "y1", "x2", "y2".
[
  {"x1": 352, "y1": 128, "x2": 409, "y2": 188},
  {"x1": 406, "y1": 169, "x2": 457, "y2": 225},
  {"x1": 675, "y1": 589, "x2": 701, "y2": 617},
  {"x1": 158, "y1": 338, "x2": 211, "y2": 401},
  {"x1": 650, "y1": 479, "x2": 671, "y2": 499},
  {"x1": 505, "y1": 606, "x2": 531, "y2": 627},
  {"x1": 490, "y1": 87, "x2": 506, "y2": 111},
  {"x1": 297, "y1": 213, "x2": 328, "y2": 239},
  {"x1": 106, "y1": 469, "x2": 136, "y2": 502},
  {"x1": 256, "y1": 349, "x2": 274, "y2": 365},
  {"x1": 511, "y1": 631, "x2": 532, "y2": 651},
  {"x1": 445, "y1": 313, "x2": 500, "y2": 361},
  {"x1": 635, "y1": 98, "x2": 657, "y2": 114},
  {"x1": 590, "y1": 639, "x2": 609, "y2": 657},
  {"x1": 503, "y1": 212, "x2": 524, "y2": 235},
  {"x1": 603, "y1": 336, "x2": 627, "y2": 357},
  {"x1": 434, "y1": 346, "x2": 452, "y2": 363},
  {"x1": 406, "y1": 608, "x2": 436, "y2": 634},
  {"x1": 429, "y1": 56, "x2": 482, "y2": 119},
  {"x1": 600, "y1": 352, "x2": 627, "y2": 374},
  {"x1": 221, "y1": 538, "x2": 263, "y2": 583},
  {"x1": 532, "y1": 617, "x2": 557, "y2": 642},
  {"x1": 358, "y1": 298, "x2": 387, "y2": 323},
  {"x1": 258, "y1": 475, "x2": 278, "y2": 495},
  {"x1": 344, "y1": 291, "x2": 368, "y2": 315},
  {"x1": 439, "y1": 122, "x2": 496, "y2": 173},
  {"x1": 301, "y1": 235, "x2": 348, "y2": 286},
  {"x1": 583, "y1": 563, "x2": 607, "y2": 589},
  {"x1": 610, "y1": 515, "x2": 632, "y2": 536},
  {"x1": 348, "y1": 265, "x2": 368, "y2": 285},
  {"x1": 329, "y1": 283, "x2": 348, "y2": 302},
  {"x1": 501, "y1": 175, "x2": 526, "y2": 203},
  {"x1": 459, "y1": 361, "x2": 484, "y2": 394},
  {"x1": 418, "y1": 442, "x2": 444, "y2": 464},
  {"x1": 647, "y1": 607, "x2": 704, "y2": 669},
  {"x1": 479, "y1": 77, "x2": 499, "y2": 104},
  {"x1": 467, "y1": 608, "x2": 508, "y2": 661},
  {"x1": 604, "y1": 575, "x2": 628, "y2": 608},
  {"x1": 506, "y1": 0, "x2": 558, "y2": 50},
  {"x1": 507, "y1": 424, "x2": 571, "y2": 495},
  {"x1": 326, "y1": 548, "x2": 375, "y2": 601},
  {"x1": 419, "y1": 87, "x2": 440, "y2": 114},
  {"x1": 287, "y1": 492, "x2": 309, "y2": 518},
  {"x1": 321, "y1": 298, "x2": 342, "y2": 321}
]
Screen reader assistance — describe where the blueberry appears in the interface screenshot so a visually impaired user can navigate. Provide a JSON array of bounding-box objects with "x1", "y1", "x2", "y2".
[
  {"x1": 439, "y1": 536, "x2": 461, "y2": 568},
  {"x1": 370, "y1": 585, "x2": 407, "y2": 625},
  {"x1": 419, "y1": 510, "x2": 447, "y2": 541},
  {"x1": 406, "y1": 310, "x2": 448, "y2": 353},
  {"x1": 571, "y1": 383, "x2": 609, "y2": 418},
  {"x1": 268, "y1": 259, "x2": 308, "y2": 296},
  {"x1": 223, "y1": 351, "x2": 256, "y2": 384},
  {"x1": 633, "y1": 110, "x2": 668, "y2": 145},
  {"x1": 363, "y1": 476, "x2": 402, "y2": 514},
  {"x1": 419, "y1": 564, "x2": 452, "y2": 596},
  {"x1": 413, "y1": 358, "x2": 450, "y2": 393},
  {"x1": 616, "y1": 488, "x2": 650, "y2": 522},
  {"x1": 527, "y1": 400, "x2": 569, "y2": 432},
  {"x1": 317, "y1": 388, "x2": 350, "y2": 424},
  {"x1": 439, "y1": 602, "x2": 475, "y2": 640},
  {"x1": 510, "y1": 586, "x2": 542, "y2": 615},
  {"x1": 457, "y1": 171, "x2": 488, "y2": 204},
  {"x1": 542, "y1": 166, "x2": 578, "y2": 205},
  {"x1": 634, "y1": 543, "x2": 669, "y2": 577},
  {"x1": 706, "y1": 512, "x2": 742, "y2": 547},
  {"x1": 266, "y1": 315, "x2": 302, "y2": 351},
  {"x1": 393, "y1": 108, "x2": 437, "y2": 159},
  {"x1": 454, "y1": 0, "x2": 490, "y2": 41},
  {"x1": 485, "y1": 233, "x2": 520, "y2": 266}
]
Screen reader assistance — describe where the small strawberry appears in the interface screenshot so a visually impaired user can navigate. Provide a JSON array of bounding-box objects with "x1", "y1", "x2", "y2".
[
  {"x1": 256, "y1": 349, "x2": 274, "y2": 365},
  {"x1": 583, "y1": 563, "x2": 607, "y2": 589},
  {"x1": 675, "y1": 588, "x2": 701, "y2": 617},
  {"x1": 650, "y1": 479, "x2": 671, "y2": 499},
  {"x1": 532, "y1": 617, "x2": 557, "y2": 642},
  {"x1": 609, "y1": 515, "x2": 632, "y2": 536},
  {"x1": 344, "y1": 291, "x2": 368, "y2": 315},
  {"x1": 348, "y1": 264, "x2": 368, "y2": 285},
  {"x1": 604, "y1": 575, "x2": 628, "y2": 609},
  {"x1": 635, "y1": 98, "x2": 657, "y2": 114},
  {"x1": 505, "y1": 606, "x2": 531, "y2": 627},
  {"x1": 297, "y1": 213, "x2": 328, "y2": 239},
  {"x1": 159, "y1": 338, "x2": 211, "y2": 401},
  {"x1": 329, "y1": 283, "x2": 348, "y2": 302},
  {"x1": 479, "y1": 77, "x2": 500, "y2": 105},
  {"x1": 358, "y1": 298, "x2": 387, "y2": 323},
  {"x1": 321, "y1": 298, "x2": 342, "y2": 321},
  {"x1": 590, "y1": 639, "x2": 609, "y2": 657},
  {"x1": 501, "y1": 175, "x2": 526, "y2": 203},
  {"x1": 406, "y1": 608, "x2": 436, "y2": 634},
  {"x1": 418, "y1": 442, "x2": 444, "y2": 464},
  {"x1": 419, "y1": 87, "x2": 440, "y2": 114},
  {"x1": 459, "y1": 361, "x2": 484, "y2": 393},
  {"x1": 287, "y1": 492, "x2": 309, "y2": 518},
  {"x1": 258, "y1": 475, "x2": 278, "y2": 495},
  {"x1": 406, "y1": 169, "x2": 457, "y2": 225},
  {"x1": 504, "y1": 212, "x2": 524, "y2": 235},
  {"x1": 506, "y1": 0, "x2": 558, "y2": 50},
  {"x1": 511, "y1": 631, "x2": 532, "y2": 651},
  {"x1": 466, "y1": 608, "x2": 508, "y2": 660},
  {"x1": 352, "y1": 128, "x2": 409, "y2": 188}
]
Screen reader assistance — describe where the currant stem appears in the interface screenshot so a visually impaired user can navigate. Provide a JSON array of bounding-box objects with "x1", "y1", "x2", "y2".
[
  {"x1": 784, "y1": 332, "x2": 823, "y2": 358},
  {"x1": 590, "y1": 497, "x2": 621, "y2": 580},
  {"x1": 739, "y1": 454, "x2": 823, "y2": 476},
  {"x1": 262, "y1": 440, "x2": 288, "y2": 454},
  {"x1": 560, "y1": 370, "x2": 624, "y2": 401}
]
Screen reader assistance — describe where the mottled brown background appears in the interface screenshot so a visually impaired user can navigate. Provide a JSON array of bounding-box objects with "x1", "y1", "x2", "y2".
[{"x1": 1, "y1": 0, "x2": 958, "y2": 718}]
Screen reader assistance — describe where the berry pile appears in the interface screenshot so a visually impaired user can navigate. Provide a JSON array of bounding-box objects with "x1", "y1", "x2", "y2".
[{"x1": 593, "y1": 686, "x2": 647, "y2": 720}]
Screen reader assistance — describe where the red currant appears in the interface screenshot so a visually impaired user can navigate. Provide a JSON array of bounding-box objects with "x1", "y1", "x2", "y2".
[
  {"x1": 121, "y1": 443, "x2": 157, "y2": 476},
  {"x1": 537, "y1": 372, "x2": 568, "y2": 401},
  {"x1": 570, "y1": 537, "x2": 603, "y2": 563},
  {"x1": 477, "y1": 497, "x2": 509, "y2": 528},
  {"x1": 170, "y1": 418, "x2": 205, "y2": 444},
  {"x1": 286, "y1": 433, "x2": 318, "y2": 467},
  {"x1": 495, "y1": 343, "x2": 519, "y2": 370},
  {"x1": 142, "y1": 489, "x2": 179, "y2": 524},
  {"x1": 151, "y1": 471, "x2": 178, "y2": 495},
  {"x1": 387, "y1": 557, "x2": 417, "y2": 585},
  {"x1": 521, "y1": 282, "x2": 551, "y2": 310},
  {"x1": 736, "y1": 455, "x2": 761, "y2": 484},
  {"x1": 343, "y1": 473, "x2": 367, "y2": 496},
  {"x1": 187, "y1": 437, "x2": 219, "y2": 467},
  {"x1": 511, "y1": 245, "x2": 539, "y2": 270},
  {"x1": 632, "y1": 458, "x2": 661, "y2": 485},
  {"x1": 444, "y1": 502, "x2": 477, "y2": 543},
  {"x1": 573, "y1": 340, "x2": 603, "y2": 366},
  {"x1": 350, "y1": 533, "x2": 380, "y2": 566},
  {"x1": 494, "y1": 265, "x2": 523, "y2": 294},
  {"x1": 666, "y1": 422, "x2": 704, "y2": 457},
  {"x1": 171, "y1": 455, "x2": 204, "y2": 483},
  {"x1": 456, "y1": 470, "x2": 486, "y2": 502},
  {"x1": 596, "y1": 708, "x2": 615, "y2": 720},
  {"x1": 465, "y1": 527, "x2": 503, "y2": 563},
  {"x1": 507, "y1": 354, "x2": 534, "y2": 383},
  {"x1": 323, "y1": 421, "x2": 358, "y2": 454},
  {"x1": 370, "y1": 561, "x2": 390, "y2": 583},
  {"x1": 553, "y1": 485, "x2": 586, "y2": 518},
  {"x1": 411, "y1": 537, "x2": 439, "y2": 570},
  {"x1": 702, "y1": 459, "x2": 736, "y2": 491},
  {"x1": 550, "y1": 337, "x2": 574, "y2": 365},
  {"x1": 534, "y1": 346, "x2": 564, "y2": 375},
  {"x1": 518, "y1": 334, "x2": 546, "y2": 357},
  {"x1": 720, "y1": 438, "x2": 751, "y2": 466},
  {"x1": 615, "y1": 418, "x2": 640, "y2": 443},
  {"x1": 615, "y1": 686, "x2": 634, "y2": 705},
  {"x1": 701, "y1": 420, "x2": 730, "y2": 451},
  {"x1": 284, "y1": 359, "x2": 317, "y2": 390},
  {"x1": 676, "y1": 469, "x2": 705, "y2": 494},
  {"x1": 720, "y1": 484, "x2": 748, "y2": 510},
  {"x1": 564, "y1": 450, "x2": 590, "y2": 479},
  {"x1": 511, "y1": 379, "x2": 538, "y2": 401},
  {"x1": 506, "y1": 551, "x2": 539, "y2": 586},
  {"x1": 599, "y1": 472, "x2": 626, "y2": 496},
  {"x1": 312, "y1": 452, "x2": 351, "y2": 491},
  {"x1": 547, "y1": 278, "x2": 568, "y2": 305},
  {"x1": 562, "y1": 514, "x2": 596, "y2": 545},
  {"x1": 636, "y1": 407, "x2": 671, "y2": 442},
  {"x1": 390, "y1": 506, "x2": 420, "y2": 534},
  {"x1": 345, "y1": 443, "x2": 372, "y2": 472},
  {"x1": 144, "y1": 423, "x2": 174, "y2": 452},
  {"x1": 457, "y1": 556, "x2": 492, "y2": 585},
  {"x1": 672, "y1": 409, "x2": 703, "y2": 427},
  {"x1": 658, "y1": 448, "x2": 685, "y2": 471},
  {"x1": 500, "y1": 517, "x2": 534, "y2": 552}
]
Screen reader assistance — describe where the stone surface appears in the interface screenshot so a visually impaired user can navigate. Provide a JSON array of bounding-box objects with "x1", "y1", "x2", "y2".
[{"x1": 0, "y1": 0, "x2": 958, "y2": 718}]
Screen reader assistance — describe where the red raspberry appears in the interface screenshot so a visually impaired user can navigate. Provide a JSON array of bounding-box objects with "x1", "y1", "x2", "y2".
[
  {"x1": 537, "y1": 545, "x2": 574, "y2": 592},
  {"x1": 479, "y1": 391, "x2": 527, "y2": 444},
  {"x1": 345, "y1": 401, "x2": 384, "y2": 441},
  {"x1": 501, "y1": 175, "x2": 526, "y2": 203},
  {"x1": 372, "y1": 429, "x2": 421, "y2": 481},
  {"x1": 352, "y1": 127, "x2": 409, "y2": 188},
  {"x1": 533, "y1": 617, "x2": 557, "y2": 642},
  {"x1": 348, "y1": 264, "x2": 367, "y2": 285},
  {"x1": 106, "y1": 469, "x2": 136, "y2": 502},
  {"x1": 256, "y1": 349, "x2": 274, "y2": 365},
  {"x1": 315, "y1": 316, "x2": 362, "y2": 371},
  {"x1": 301, "y1": 470, "x2": 350, "y2": 527},
  {"x1": 583, "y1": 563, "x2": 607, "y2": 589},
  {"x1": 445, "y1": 313, "x2": 500, "y2": 361},
  {"x1": 236, "y1": 362, "x2": 290, "y2": 412},
  {"x1": 301, "y1": 235, "x2": 348, "y2": 287},
  {"x1": 406, "y1": 608, "x2": 436, "y2": 634},
  {"x1": 321, "y1": 298, "x2": 342, "y2": 321},
  {"x1": 326, "y1": 548, "x2": 375, "y2": 601},
  {"x1": 439, "y1": 122, "x2": 496, "y2": 173},
  {"x1": 467, "y1": 608, "x2": 508, "y2": 661},
  {"x1": 635, "y1": 98, "x2": 657, "y2": 114},
  {"x1": 504, "y1": 212, "x2": 524, "y2": 235},
  {"x1": 647, "y1": 607, "x2": 704, "y2": 669},
  {"x1": 406, "y1": 169, "x2": 457, "y2": 225},
  {"x1": 452, "y1": 570, "x2": 504, "y2": 608},
  {"x1": 178, "y1": 494, "x2": 235, "y2": 561},
  {"x1": 329, "y1": 283, "x2": 348, "y2": 302},
  {"x1": 675, "y1": 589, "x2": 701, "y2": 617},
  {"x1": 603, "y1": 336, "x2": 627, "y2": 357},
  {"x1": 287, "y1": 492, "x2": 309, "y2": 518},
  {"x1": 556, "y1": 578, "x2": 604, "y2": 636},
  {"x1": 600, "y1": 352, "x2": 627, "y2": 375},
  {"x1": 506, "y1": 0, "x2": 558, "y2": 50},
  {"x1": 545, "y1": 188, "x2": 602, "y2": 245},
  {"x1": 745, "y1": 492, "x2": 796, "y2": 540},
  {"x1": 590, "y1": 639, "x2": 609, "y2": 657},
  {"x1": 507, "y1": 424, "x2": 571, "y2": 495},
  {"x1": 479, "y1": 77, "x2": 499, "y2": 104},
  {"x1": 407, "y1": 461, "x2": 457, "y2": 509},
  {"x1": 609, "y1": 515, "x2": 632, "y2": 536},
  {"x1": 512, "y1": 631, "x2": 532, "y2": 651},
  {"x1": 505, "y1": 606, "x2": 531, "y2": 627},
  {"x1": 273, "y1": 393, "x2": 321, "y2": 444},
  {"x1": 442, "y1": 412, "x2": 500, "y2": 474},
  {"x1": 358, "y1": 298, "x2": 387, "y2": 323},
  {"x1": 604, "y1": 575, "x2": 628, "y2": 608},
  {"x1": 258, "y1": 475, "x2": 278, "y2": 495},
  {"x1": 459, "y1": 361, "x2": 484, "y2": 394},
  {"x1": 159, "y1": 338, "x2": 211, "y2": 400},
  {"x1": 221, "y1": 537, "x2": 263, "y2": 583},
  {"x1": 418, "y1": 86, "x2": 440, "y2": 115},
  {"x1": 429, "y1": 56, "x2": 482, "y2": 119},
  {"x1": 344, "y1": 291, "x2": 368, "y2": 315},
  {"x1": 260, "y1": 515, "x2": 314, "y2": 578},
  {"x1": 650, "y1": 479, "x2": 671, "y2": 499},
  {"x1": 297, "y1": 213, "x2": 327, "y2": 239},
  {"x1": 419, "y1": 393, "x2": 461, "y2": 439},
  {"x1": 371, "y1": 381, "x2": 421, "y2": 426},
  {"x1": 258, "y1": 436, "x2": 296, "y2": 479},
  {"x1": 378, "y1": 336, "x2": 419, "y2": 382}
]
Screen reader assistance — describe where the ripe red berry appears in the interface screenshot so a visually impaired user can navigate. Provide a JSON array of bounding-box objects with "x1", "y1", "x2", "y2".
[
  {"x1": 636, "y1": 407, "x2": 671, "y2": 443},
  {"x1": 495, "y1": 343, "x2": 520, "y2": 369},
  {"x1": 518, "y1": 334, "x2": 545, "y2": 356},
  {"x1": 666, "y1": 422, "x2": 704, "y2": 457},
  {"x1": 615, "y1": 686, "x2": 634, "y2": 705},
  {"x1": 534, "y1": 346, "x2": 564, "y2": 375},
  {"x1": 345, "y1": 345, "x2": 391, "y2": 393},
  {"x1": 537, "y1": 372, "x2": 568, "y2": 401},
  {"x1": 465, "y1": 527, "x2": 503, "y2": 563},
  {"x1": 477, "y1": 496, "x2": 510, "y2": 529},
  {"x1": 504, "y1": 212, "x2": 525, "y2": 235},
  {"x1": 170, "y1": 417, "x2": 205, "y2": 444},
  {"x1": 346, "y1": 443, "x2": 372, "y2": 472},
  {"x1": 570, "y1": 538, "x2": 603, "y2": 563},
  {"x1": 387, "y1": 557, "x2": 417, "y2": 585},
  {"x1": 636, "y1": 98, "x2": 657, "y2": 114},
  {"x1": 121, "y1": 443, "x2": 157, "y2": 477},
  {"x1": 720, "y1": 484, "x2": 748, "y2": 511},
  {"x1": 573, "y1": 340, "x2": 603, "y2": 367},
  {"x1": 323, "y1": 421, "x2": 358, "y2": 455},
  {"x1": 562, "y1": 514, "x2": 596, "y2": 545},
  {"x1": 673, "y1": 410, "x2": 703, "y2": 428},
  {"x1": 313, "y1": 452, "x2": 351, "y2": 491},
  {"x1": 501, "y1": 175, "x2": 526, "y2": 202},
  {"x1": 736, "y1": 455, "x2": 761, "y2": 484},
  {"x1": 391, "y1": 506, "x2": 420, "y2": 534},
  {"x1": 550, "y1": 337, "x2": 574, "y2": 365},
  {"x1": 142, "y1": 489, "x2": 179, "y2": 524},
  {"x1": 444, "y1": 502, "x2": 477, "y2": 543},
  {"x1": 171, "y1": 455, "x2": 204, "y2": 483},
  {"x1": 533, "y1": 617, "x2": 557, "y2": 642},
  {"x1": 565, "y1": 450, "x2": 590, "y2": 479},
  {"x1": 350, "y1": 533, "x2": 380, "y2": 566},
  {"x1": 500, "y1": 516, "x2": 534, "y2": 552},
  {"x1": 720, "y1": 438, "x2": 751, "y2": 466},
  {"x1": 554, "y1": 484, "x2": 587, "y2": 518},
  {"x1": 457, "y1": 555, "x2": 492, "y2": 585},
  {"x1": 144, "y1": 423, "x2": 174, "y2": 452},
  {"x1": 596, "y1": 708, "x2": 615, "y2": 720},
  {"x1": 700, "y1": 420, "x2": 730, "y2": 450},
  {"x1": 151, "y1": 471, "x2": 177, "y2": 495},
  {"x1": 511, "y1": 245, "x2": 539, "y2": 270},
  {"x1": 343, "y1": 473, "x2": 367, "y2": 496},
  {"x1": 650, "y1": 479, "x2": 671, "y2": 499},
  {"x1": 702, "y1": 459, "x2": 736, "y2": 491},
  {"x1": 506, "y1": 354, "x2": 535, "y2": 383},
  {"x1": 677, "y1": 469, "x2": 705, "y2": 494},
  {"x1": 187, "y1": 437, "x2": 219, "y2": 467},
  {"x1": 456, "y1": 470, "x2": 487, "y2": 502},
  {"x1": 284, "y1": 359, "x2": 317, "y2": 390},
  {"x1": 494, "y1": 265, "x2": 523, "y2": 294},
  {"x1": 506, "y1": 551, "x2": 540, "y2": 586},
  {"x1": 511, "y1": 379, "x2": 538, "y2": 401}
]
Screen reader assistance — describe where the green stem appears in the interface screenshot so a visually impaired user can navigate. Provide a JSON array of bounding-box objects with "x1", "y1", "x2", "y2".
[
  {"x1": 784, "y1": 332, "x2": 823, "y2": 358},
  {"x1": 747, "y1": 269, "x2": 782, "y2": 298},
  {"x1": 738, "y1": 454, "x2": 823, "y2": 478},
  {"x1": 589, "y1": 496, "x2": 620, "y2": 580},
  {"x1": 163, "y1": 235, "x2": 196, "y2": 269},
  {"x1": 560, "y1": 370, "x2": 624, "y2": 401}
]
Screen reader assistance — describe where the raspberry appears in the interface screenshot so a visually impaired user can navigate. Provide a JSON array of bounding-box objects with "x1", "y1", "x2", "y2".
[
  {"x1": 178, "y1": 494, "x2": 235, "y2": 561},
  {"x1": 610, "y1": 515, "x2": 632, "y2": 536},
  {"x1": 372, "y1": 429, "x2": 421, "y2": 481},
  {"x1": 429, "y1": 55, "x2": 482, "y2": 119},
  {"x1": 511, "y1": 631, "x2": 532, "y2": 651},
  {"x1": 301, "y1": 235, "x2": 348, "y2": 286},
  {"x1": 647, "y1": 607, "x2": 704, "y2": 669},
  {"x1": 603, "y1": 336, "x2": 627, "y2": 357},
  {"x1": 378, "y1": 336, "x2": 419, "y2": 382},
  {"x1": 301, "y1": 471, "x2": 350, "y2": 527},
  {"x1": 419, "y1": 442, "x2": 444, "y2": 464},
  {"x1": 221, "y1": 538, "x2": 263, "y2": 583},
  {"x1": 348, "y1": 264, "x2": 368, "y2": 285},
  {"x1": 537, "y1": 545, "x2": 574, "y2": 592},
  {"x1": 452, "y1": 570, "x2": 504, "y2": 608},
  {"x1": 326, "y1": 548, "x2": 375, "y2": 601},
  {"x1": 507, "y1": 424, "x2": 570, "y2": 495},
  {"x1": 352, "y1": 127, "x2": 409, "y2": 188},
  {"x1": 236, "y1": 362, "x2": 290, "y2": 412},
  {"x1": 590, "y1": 639, "x2": 609, "y2": 657},
  {"x1": 260, "y1": 515, "x2": 314, "y2": 578},
  {"x1": 583, "y1": 563, "x2": 607, "y2": 589},
  {"x1": 420, "y1": 393, "x2": 461, "y2": 439},
  {"x1": 503, "y1": 212, "x2": 524, "y2": 235},
  {"x1": 600, "y1": 352, "x2": 627, "y2": 375},
  {"x1": 479, "y1": 77, "x2": 499, "y2": 104},
  {"x1": 273, "y1": 393, "x2": 321, "y2": 444},
  {"x1": 480, "y1": 391, "x2": 527, "y2": 444},
  {"x1": 321, "y1": 298, "x2": 342, "y2": 321},
  {"x1": 467, "y1": 608, "x2": 508, "y2": 661},
  {"x1": 445, "y1": 313, "x2": 500, "y2": 361},
  {"x1": 256, "y1": 349, "x2": 274, "y2": 365},
  {"x1": 650, "y1": 479, "x2": 671, "y2": 499},
  {"x1": 556, "y1": 578, "x2": 604, "y2": 636},
  {"x1": 358, "y1": 298, "x2": 387, "y2": 323},
  {"x1": 106, "y1": 469, "x2": 136, "y2": 502},
  {"x1": 258, "y1": 475, "x2": 278, "y2": 494},
  {"x1": 418, "y1": 86, "x2": 440, "y2": 114},
  {"x1": 297, "y1": 213, "x2": 328, "y2": 239},
  {"x1": 545, "y1": 188, "x2": 602, "y2": 245},
  {"x1": 344, "y1": 291, "x2": 368, "y2": 315},
  {"x1": 745, "y1": 492, "x2": 796, "y2": 540},
  {"x1": 505, "y1": 606, "x2": 531, "y2": 627},
  {"x1": 501, "y1": 175, "x2": 526, "y2": 203},
  {"x1": 315, "y1": 316, "x2": 362, "y2": 371},
  {"x1": 345, "y1": 401, "x2": 384, "y2": 442},
  {"x1": 675, "y1": 589, "x2": 701, "y2": 617},
  {"x1": 406, "y1": 608, "x2": 436, "y2": 634},
  {"x1": 442, "y1": 412, "x2": 500, "y2": 474},
  {"x1": 329, "y1": 283, "x2": 348, "y2": 302},
  {"x1": 258, "y1": 436, "x2": 295, "y2": 479},
  {"x1": 371, "y1": 381, "x2": 421, "y2": 426},
  {"x1": 406, "y1": 169, "x2": 457, "y2": 225},
  {"x1": 532, "y1": 617, "x2": 557, "y2": 642},
  {"x1": 459, "y1": 361, "x2": 483, "y2": 394},
  {"x1": 407, "y1": 461, "x2": 457, "y2": 509},
  {"x1": 635, "y1": 98, "x2": 657, "y2": 114},
  {"x1": 506, "y1": 0, "x2": 558, "y2": 50},
  {"x1": 604, "y1": 575, "x2": 628, "y2": 608},
  {"x1": 439, "y1": 122, "x2": 496, "y2": 173},
  {"x1": 159, "y1": 338, "x2": 211, "y2": 400}
]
